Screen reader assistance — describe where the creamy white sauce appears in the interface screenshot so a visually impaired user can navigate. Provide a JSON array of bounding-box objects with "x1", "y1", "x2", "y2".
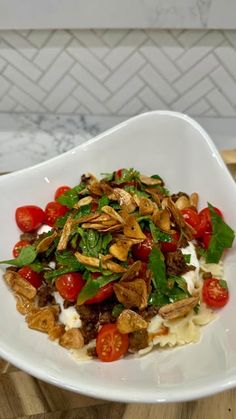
[
  {"x1": 54, "y1": 292, "x2": 82, "y2": 330},
  {"x1": 181, "y1": 242, "x2": 200, "y2": 295}
]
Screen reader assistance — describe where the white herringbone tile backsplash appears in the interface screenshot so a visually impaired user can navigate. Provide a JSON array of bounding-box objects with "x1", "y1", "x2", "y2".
[{"x1": 1, "y1": 29, "x2": 236, "y2": 116}]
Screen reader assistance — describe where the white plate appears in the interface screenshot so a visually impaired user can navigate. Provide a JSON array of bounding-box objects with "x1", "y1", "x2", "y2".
[{"x1": 0, "y1": 111, "x2": 236, "y2": 403}]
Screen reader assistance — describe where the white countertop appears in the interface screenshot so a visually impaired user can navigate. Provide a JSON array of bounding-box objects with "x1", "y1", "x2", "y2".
[
  {"x1": 0, "y1": 113, "x2": 236, "y2": 172},
  {"x1": 0, "y1": 0, "x2": 236, "y2": 29}
]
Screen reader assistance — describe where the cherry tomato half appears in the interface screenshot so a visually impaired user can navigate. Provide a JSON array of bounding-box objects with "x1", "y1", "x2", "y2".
[
  {"x1": 54, "y1": 185, "x2": 71, "y2": 200},
  {"x1": 55, "y1": 272, "x2": 85, "y2": 302},
  {"x1": 96, "y1": 323, "x2": 129, "y2": 362},
  {"x1": 202, "y1": 277, "x2": 229, "y2": 308},
  {"x1": 85, "y1": 282, "x2": 114, "y2": 305},
  {"x1": 202, "y1": 231, "x2": 212, "y2": 249},
  {"x1": 91, "y1": 202, "x2": 98, "y2": 212},
  {"x1": 12, "y1": 240, "x2": 30, "y2": 258},
  {"x1": 181, "y1": 208, "x2": 200, "y2": 236},
  {"x1": 18, "y1": 266, "x2": 43, "y2": 289},
  {"x1": 132, "y1": 231, "x2": 153, "y2": 262},
  {"x1": 45, "y1": 202, "x2": 68, "y2": 227},
  {"x1": 15, "y1": 205, "x2": 45, "y2": 232},
  {"x1": 160, "y1": 231, "x2": 180, "y2": 253},
  {"x1": 198, "y1": 207, "x2": 223, "y2": 236}
]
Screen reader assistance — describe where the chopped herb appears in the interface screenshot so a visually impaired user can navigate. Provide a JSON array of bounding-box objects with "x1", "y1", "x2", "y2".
[
  {"x1": 149, "y1": 221, "x2": 172, "y2": 243},
  {"x1": 112, "y1": 304, "x2": 124, "y2": 318},
  {"x1": 148, "y1": 291, "x2": 169, "y2": 308},
  {"x1": 77, "y1": 274, "x2": 120, "y2": 305},
  {"x1": 55, "y1": 213, "x2": 70, "y2": 228},
  {"x1": 183, "y1": 254, "x2": 191, "y2": 263},
  {"x1": 98, "y1": 195, "x2": 110, "y2": 210},
  {"x1": 74, "y1": 204, "x2": 92, "y2": 219},
  {"x1": 44, "y1": 266, "x2": 81, "y2": 281},
  {"x1": 114, "y1": 168, "x2": 140, "y2": 185},
  {"x1": 151, "y1": 174, "x2": 164, "y2": 183},
  {"x1": 57, "y1": 183, "x2": 86, "y2": 208},
  {"x1": 219, "y1": 279, "x2": 228, "y2": 289},
  {"x1": 78, "y1": 228, "x2": 112, "y2": 257},
  {"x1": 206, "y1": 203, "x2": 235, "y2": 263},
  {"x1": 148, "y1": 247, "x2": 167, "y2": 292},
  {"x1": 0, "y1": 245, "x2": 37, "y2": 267}
]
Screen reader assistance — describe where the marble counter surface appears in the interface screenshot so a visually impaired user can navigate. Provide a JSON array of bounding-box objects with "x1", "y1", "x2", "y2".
[
  {"x1": 0, "y1": 0, "x2": 236, "y2": 30},
  {"x1": 1, "y1": 113, "x2": 236, "y2": 172}
]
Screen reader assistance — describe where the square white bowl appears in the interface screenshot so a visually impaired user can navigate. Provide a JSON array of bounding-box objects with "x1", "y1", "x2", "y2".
[{"x1": 0, "y1": 111, "x2": 236, "y2": 403}]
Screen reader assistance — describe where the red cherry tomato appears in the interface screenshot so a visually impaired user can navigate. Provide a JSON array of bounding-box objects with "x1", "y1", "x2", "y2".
[
  {"x1": 202, "y1": 231, "x2": 212, "y2": 248},
  {"x1": 85, "y1": 273, "x2": 114, "y2": 304},
  {"x1": 198, "y1": 207, "x2": 223, "y2": 236},
  {"x1": 45, "y1": 202, "x2": 68, "y2": 227},
  {"x1": 132, "y1": 231, "x2": 153, "y2": 262},
  {"x1": 18, "y1": 266, "x2": 43, "y2": 289},
  {"x1": 55, "y1": 272, "x2": 85, "y2": 302},
  {"x1": 55, "y1": 185, "x2": 71, "y2": 200},
  {"x1": 91, "y1": 202, "x2": 98, "y2": 212},
  {"x1": 202, "y1": 278, "x2": 229, "y2": 308},
  {"x1": 15, "y1": 205, "x2": 45, "y2": 232},
  {"x1": 116, "y1": 169, "x2": 122, "y2": 178},
  {"x1": 160, "y1": 231, "x2": 180, "y2": 253},
  {"x1": 96, "y1": 323, "x2": 129, "y2": 362},
  {"x1": 181, "y1": 208, "x2": 201, "y2": 236},
  {"x1": 12, "y1": 240, "x2": 30, "y2": 258}
]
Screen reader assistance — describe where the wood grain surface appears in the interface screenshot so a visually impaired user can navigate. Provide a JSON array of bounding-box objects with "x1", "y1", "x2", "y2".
[{"x1": 1, "y1": 150, "x2": 236, "y2": 419}]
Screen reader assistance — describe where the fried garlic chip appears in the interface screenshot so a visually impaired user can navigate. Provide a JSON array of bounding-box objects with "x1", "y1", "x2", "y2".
[
  {"x1": 59, "y1": 328, "x2": 84, "y2": 349},
  {"x1": 48, "y1": 324, "x2": 65, "y2": 341},
  {"x1": 101, "y1": 205, "x2": 124, "y2": 224},
  {"x1": 36, "y1": 231, "x2": 57, "y2": 253},
  {"x1": 166, "y1": 198, "x2": 196, "y2": 240},
  {"x1": 57, "y1": 215, "x2": 74, "y2": 251},
  {"x1": 113, "y1": 188, "x2": 136, "y2": 213},
  {"x1": 4, "y1": 271, "x2": 36, "y2": 300},
  {"x1": 73, "y1": 196, "x2": 93, "y2": 209},
  {"x1": 120, "y1": 260, "x2": 142, "y2": 282},
  {"x1": 152, "y1": 208, "x2": 170, "y2": 231},
  {"x1": 114, "y1": 279, "x2": 148, "y2": 309},
  {"x1": 26, "y1": 307, "x2": 56, "y2": 333},
  {"x1": 117, "y1": 309, "x2": 148, "y2": 333},
  {"x1": 15, "y1": 293, "x2": 35, "y2": 315},
  {"x1": 123, "y1": 214, "x2": 146, "y2": 240},
  {"x1": 159, "y1": 296, "x2": 199, "y2": 320},
  {"x1": 74, "y1": 251, "x2": 126, "y2": 273},
  {"x1": 137, "y1": 197, "x2": 156, "y2": 216},
  {"x1": 140, "y1": 175, "x2": 162, "y2": 185},
  {"x1": 109, "y1": 239, "x2": 134, "y2": 262},
  {"x1": 88, "y1": 181, "x2": 103, "y2": 196}
]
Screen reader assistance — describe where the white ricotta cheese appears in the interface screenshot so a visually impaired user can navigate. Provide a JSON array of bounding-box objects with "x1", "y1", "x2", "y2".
[{"x1": 54, "y1": 292, "x2": 82, "y2": 330}]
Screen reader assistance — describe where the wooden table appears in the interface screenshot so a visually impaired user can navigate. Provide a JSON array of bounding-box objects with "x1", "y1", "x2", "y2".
[{"x1": 1, "y1": 150, "x2": 236, "y2": 419}]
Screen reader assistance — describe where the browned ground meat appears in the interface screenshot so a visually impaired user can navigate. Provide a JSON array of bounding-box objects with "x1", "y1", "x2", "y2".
[
  {"x1": 99, "y1": 311, "x2": 116, "y2": 325},
  {"x1": 81, "y1": 322, "x2": 99, "y2": 345},
  {"x1": 129, "y1": 329, "x2": 149, "y2": 352},
  {"x1": 63, "y1": 300, "x2": 74, "y2": 309},
  {"x1": 37, "y1": 284, "x2": 55, "y2": 307},
  {"x1": 165, "y1": 249, "x2": 194, "y2": 276},
  {"x1": 76, "y1": 304, "x2": 99, "y2": 323},
  {"x1": 87, "y1": 346, "x2": 98, "y2": 358},
  {"x1": 139, "y1": 305, "x2": 159, "y2": 321}
]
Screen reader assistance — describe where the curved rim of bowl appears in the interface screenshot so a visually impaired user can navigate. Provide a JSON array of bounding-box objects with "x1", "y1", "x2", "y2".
[{"x1": 0, "y1": 110, "x2": 236, "y2": 403}]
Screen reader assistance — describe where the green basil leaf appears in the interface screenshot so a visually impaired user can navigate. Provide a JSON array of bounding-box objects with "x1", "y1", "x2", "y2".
[
  {"x1": 112, "y1": 304, "x2": 125, "y2": 318},
  {"x1": 206, "y1": 203, "x2": 235, "y2": 263},
  {"x1": 219, "y1": 279, "x2": 228, "y2": 289},
  {"x1": 77, "y1": 274, "x2": 120, "y2": 305},
  {"x1": 0, "y1": 245, "x2": 37, "y2": 267},
  {"x1": 183, "y1": 254, "x2": 191, "y2": 263},
  {"x1": 114, "y1": 168, "x2": 140, "y2": 184},
  {"x1": 56, "y1": 250, "x2": 83, "y2": 270},
  {"x1": 57, "y1": 183, "x2": 86, "y2": 208},
  {"x1": 44, "y1": 266, "x2": 81, "y2": 281},
  {"x1": 55, "y1": 213, "x2": 70, "y2": 228},
  {"x1": 148, "y1": 291, "x2": 169, "y2": 308},
  {"x1": 98, "y1": 195, "x2": 110, "y2": 210},
  {"x1": 149, "y1": 221, "x2": 172, "y2": 243},
  {"x1": 148, "y1": 247, "x2": 167, "y2": 291}
]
